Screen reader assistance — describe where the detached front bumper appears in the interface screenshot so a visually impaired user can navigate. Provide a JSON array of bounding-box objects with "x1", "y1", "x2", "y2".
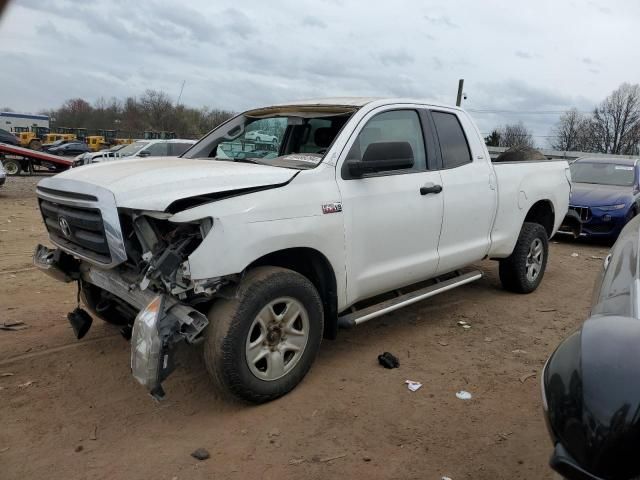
[{"x1": 33, "y1": 244, "x2": 209, "y2": 399}]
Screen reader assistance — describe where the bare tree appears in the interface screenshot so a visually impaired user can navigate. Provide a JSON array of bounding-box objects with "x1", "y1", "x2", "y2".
[
  {"x1": 499, "y1": 122, "x2": 534, "y2": 148},
  {"x1": 551, "y1": 109, "x2": 590, "y2": 151},
  {"x1": 591, "y1": 83, "x2": 640, "y2": 154}
]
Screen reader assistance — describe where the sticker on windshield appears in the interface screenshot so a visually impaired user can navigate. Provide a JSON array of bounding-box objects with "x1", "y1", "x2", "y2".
[
  {"x1": 283, "y1": 154, "x2": 322, "y2": 164},
  {"x1": 615, "y1": 166, "x2": 634, "y2": 170}
]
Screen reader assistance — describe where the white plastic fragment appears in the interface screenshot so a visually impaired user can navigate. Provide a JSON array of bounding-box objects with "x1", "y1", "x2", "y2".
[
  {"x1": 571, "y1": 252, "x2": 579, "y2": 257},
  {"x1": 405, "y1": 380, "x2": 422, "y2": 392},
  {"x1": 456, "y1": 390, "x2": 472, "y2": 400},
  {"x1": 442, "y1": 477, "x2": 453, "y2": 480}
]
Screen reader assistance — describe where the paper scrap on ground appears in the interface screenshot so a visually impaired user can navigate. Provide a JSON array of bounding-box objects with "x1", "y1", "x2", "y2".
[
  {"x1": 456, "y1": 390, "x2": 472, "y2": 400},
  {"x1": 405, "y1": 380, "x2": 422, "y2": 392},
  {"x1": 571, "y1": 253, "x2": 579, "y2": 257}
]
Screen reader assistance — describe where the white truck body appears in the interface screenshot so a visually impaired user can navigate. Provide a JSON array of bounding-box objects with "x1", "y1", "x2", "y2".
[{"x1": 34, "y1": 98, "x2": 570, "y2": 401}]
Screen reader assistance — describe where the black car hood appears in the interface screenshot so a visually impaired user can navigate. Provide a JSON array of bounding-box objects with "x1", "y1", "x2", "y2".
[{"x1": 544, "y1": 315, "x2": 640, "y2": 479}]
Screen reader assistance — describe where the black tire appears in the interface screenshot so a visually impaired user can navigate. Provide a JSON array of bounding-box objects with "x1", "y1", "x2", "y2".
[
  {"x1": 499, "y1": 222, "x2": 549, "y2": 294},
  {"x1": 204, "y1": 266, "x2": 324, "y2": 403},
  {"x1": 2, "y1": 159, "x2": 21, "y2": 176}
]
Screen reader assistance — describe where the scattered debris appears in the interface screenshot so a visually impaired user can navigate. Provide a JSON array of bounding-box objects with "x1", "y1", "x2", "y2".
[
  {"x1": 511, "y1": 349, "x2": 528, "y2": 355},
  {"x1": 17, "y1": 381, "x2": 35, "y2": 388},
  {"x1": 0, "y1": 372, "x2": 14, "y2": 377},
  {"x1": 457, "y1": 320, "x2": 471, "y2": 329},
  {"x1": 268, "y1": 428, "x2": 281, "y2": 438},
  {"x1": 191, "y1": 448, "x2": 210, "y2": 461},
  {"x1": 497, "y1": 432, "x2": 513, "y2": 442},
  {"x1": 75, "y1": 445, "x2": 83, "y2": 453},
  {"x1": 363, "y1": 455, "x2": 372, "y2": 462},
  {"x1": 405, "y1": 380, "x2": 423, "y2": 392},
  {"x1": 442, "y1": 477, "x2": 453, "y2": 480},
  {"x1": 89, "y1": 425, "x2": 98, "y2": 441},
  {"x1": 537, "y1": 308, "x2": 557, "y2": 312},
  {"x1": 456, "y1": 390, "x2": 472, "y2": 400},
  {"x1": 484, "y1": 337, "x2": 493, "y2": 342},
  {"x1": 0, "y1": 447, "x2": 9, "y2": 454},
  {"x1": 571, "y1": 252, "x2": 579, "y2": 257},
  {"x1": 378, "y1": 351, "x2": 400, "y2": 369},
  {"x1": 319, "y1": 453, "x2": 347, "y2": 463},
  {"x1": 0, "y1": 321, "x2": 28, "y2": 331},
  {"x1": 519, "y1": 372, "x2": 536, "y2": 383},
  {"x1": 590, "y1": 255, "x2": 604, "y2": 260},
  {"x1": 288, "y1": 458, "x2": 306, "y2": 465},
  {"x1": 438, "y1": 340, "x2": 449, "y2": 347}
]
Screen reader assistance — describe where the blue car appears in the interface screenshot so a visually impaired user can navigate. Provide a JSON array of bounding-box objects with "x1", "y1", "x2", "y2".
[{"x1": 563, "y1": 157, "x2": 640, "y2": 239}]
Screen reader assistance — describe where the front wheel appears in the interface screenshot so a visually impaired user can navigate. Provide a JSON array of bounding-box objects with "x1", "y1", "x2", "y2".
[
  {"x1": 499, "y1": 222, "x2": 549, "y2": 293},
  {"x1": 204, "y1": 266, "x2": 324, "y2": 403},
  {"x1": 2, "y1": 159, "x2": 21, "y2": 175}
]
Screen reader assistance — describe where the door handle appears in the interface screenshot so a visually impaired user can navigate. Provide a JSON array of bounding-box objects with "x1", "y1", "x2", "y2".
[{"x1": 420, "y1": 184, "x2": 443, "y2": 195}]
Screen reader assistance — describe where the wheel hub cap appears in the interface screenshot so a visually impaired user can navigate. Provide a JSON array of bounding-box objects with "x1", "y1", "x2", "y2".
[
  {"x1": 525, "y1": 238, "x2": 544, "y2": 282},
  {"x1": 245, "y1": 297, "x2": 310, "y2": 381}
]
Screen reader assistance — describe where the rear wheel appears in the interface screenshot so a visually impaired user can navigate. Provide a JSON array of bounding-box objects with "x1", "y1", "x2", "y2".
[
  {"x1": 2, "y1": 159, "x2": 21, "y2": 176},
  {"x1": 204, "y1": 266, "x2": 324, "y2": 403},
  {"x1": 28, "y1": 139, "x2": 42, "y2": 151},
  {"x1": 499, "y1": 222, "x2": 549, "y2": 293}
]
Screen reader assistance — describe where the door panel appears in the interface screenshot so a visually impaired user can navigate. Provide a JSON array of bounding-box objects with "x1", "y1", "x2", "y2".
[
  {"x1": 337, "y1": 106, "x2": 444, "y2": 306},
  {"x1": 431, "y1": 110, "x2": 497, "y2": 274},
  {"x1": 340, "y1": 172, "x2": 444, "y2": 304}
]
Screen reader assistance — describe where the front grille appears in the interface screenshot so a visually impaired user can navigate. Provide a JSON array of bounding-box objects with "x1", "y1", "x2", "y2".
[
  {"x1": 586, "y1": 223, "x2": 614, "y2": 234},
  {"x1": 569, "y1": 205, "x2": 591, "y2": 222},
  {"x1": 39, "y1": 199, "x2": 111, "y2": 264}
]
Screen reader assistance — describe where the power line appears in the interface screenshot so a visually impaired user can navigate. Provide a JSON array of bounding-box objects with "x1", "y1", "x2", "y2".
[{"x1": 469, "y1": 109, "x2": 592, "y2": 115}]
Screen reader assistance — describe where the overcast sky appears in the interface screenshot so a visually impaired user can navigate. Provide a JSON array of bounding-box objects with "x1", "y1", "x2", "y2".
[{"x1": 1, "y1": 0, "x2": 639, "y2": 145}]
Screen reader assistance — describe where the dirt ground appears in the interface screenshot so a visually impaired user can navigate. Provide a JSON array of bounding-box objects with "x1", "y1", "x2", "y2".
[{"x1": 0, "y1": 176, "x2": 609, "y2": 480}]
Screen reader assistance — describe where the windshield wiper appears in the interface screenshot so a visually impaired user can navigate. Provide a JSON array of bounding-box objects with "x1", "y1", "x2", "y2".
[{"x1": 233, "y1": 158, "x2": 262, "y2": 164}]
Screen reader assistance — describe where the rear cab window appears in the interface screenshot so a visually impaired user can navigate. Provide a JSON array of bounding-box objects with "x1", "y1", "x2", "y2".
[{"x1": 431, "y1": 111, "x2": 472, "y2": 169}]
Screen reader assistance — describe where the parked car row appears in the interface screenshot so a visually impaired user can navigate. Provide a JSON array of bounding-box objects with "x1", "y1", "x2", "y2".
[{"x1": 73, "y1": 138, "x2": 196, "y2": 166}]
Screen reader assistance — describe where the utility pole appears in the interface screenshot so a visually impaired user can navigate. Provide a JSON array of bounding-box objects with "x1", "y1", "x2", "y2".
[
  {"x1": 176, "y1": 80, "x2": 186, "y2": 107},
  {"x1": 456, "y1": 79, "x2": 464, "y2": 107}
]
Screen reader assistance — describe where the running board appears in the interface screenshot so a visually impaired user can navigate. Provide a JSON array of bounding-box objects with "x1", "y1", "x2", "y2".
[{"x1": 337, "y1": 270, "x2": 483, "y2": 329}]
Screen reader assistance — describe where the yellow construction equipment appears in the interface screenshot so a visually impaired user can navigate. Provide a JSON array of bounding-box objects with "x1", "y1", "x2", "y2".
[
  {"x1": 86, "y1": 135, "x2": 109, "y2": 152},
  {"x1": 43, "y1": 133, "x2": 76, "y2": 144},
  {"x1": 113, "y1": 138, "x2": 134, "y2": 146},
  {"x1": 14, "y1": 127, "x2": 43, "y2": 150}
]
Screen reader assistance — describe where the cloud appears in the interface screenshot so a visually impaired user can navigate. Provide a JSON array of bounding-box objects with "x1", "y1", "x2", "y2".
[
  {"x1": 379, "y1": 50, "x2": 414, "y2": 67},
  {"x1": 515, "y1": 50, "x2": 534, "y2": 59},
  {"x1": 424, "y1": 15, "x2": 458, "y2": 29},
  {"x1": 301, "y1": 16, "x2": 327, "y2": 28}
]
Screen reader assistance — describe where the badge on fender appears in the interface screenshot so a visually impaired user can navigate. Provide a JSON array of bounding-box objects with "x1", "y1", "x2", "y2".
[{"x1": 322, "y1": 202, "x2": 342, "y2": 214}]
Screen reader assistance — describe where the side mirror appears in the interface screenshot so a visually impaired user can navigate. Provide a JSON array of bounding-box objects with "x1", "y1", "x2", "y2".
[
  {"x1": 347, "y1": 141, "x2": 414, "y2": 177},
  {"x1": 137, "y1": 150, "x2": 151, "y2": 157}
]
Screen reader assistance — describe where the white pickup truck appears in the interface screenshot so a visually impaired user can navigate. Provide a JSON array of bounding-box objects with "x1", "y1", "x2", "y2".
[{"x1": 33, "y1": 98, "x2": 570, "y2": 402}]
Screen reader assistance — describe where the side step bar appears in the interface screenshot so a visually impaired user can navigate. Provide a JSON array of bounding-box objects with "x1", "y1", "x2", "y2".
[{"x1": 337, "y1": 270, "x2": 483, "y2": 329}]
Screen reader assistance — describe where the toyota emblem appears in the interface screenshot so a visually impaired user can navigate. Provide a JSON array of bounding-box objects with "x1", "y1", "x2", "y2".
[{"x1": 58, "y1": 216, "x2": 72, "y2": 238}]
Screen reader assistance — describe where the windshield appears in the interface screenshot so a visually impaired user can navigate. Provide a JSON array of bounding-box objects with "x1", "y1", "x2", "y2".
[
  {"x1": 570, "y1": 162, "x2": 636, "y2": 187},
  {"x1": 183, "y1": 110, "x2": 354, "y2": 169},
  {"x1": 118, "y1": 141, "x2": 147, "y2": 156}
]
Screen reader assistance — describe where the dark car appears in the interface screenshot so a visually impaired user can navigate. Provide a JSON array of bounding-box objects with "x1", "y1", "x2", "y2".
[
  {"x1": 42, "y1": 139, "x2": 77, "y2": 152},
  {"x1": 0, "y1": 128, "x2": 19, "y2": 146},
  {"x1": 48, "y1": 142, "x2": 91, "y2": 156},
  {"x1": 563, "y1": 157, "x2": 640, "y2": 239},
  {"x1": 542, "y1": 214, "x2": 640, "y2": 480}
]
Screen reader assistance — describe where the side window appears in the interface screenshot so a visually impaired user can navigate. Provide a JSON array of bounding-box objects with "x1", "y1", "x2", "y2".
[
  {"x1": 145, "y1": 142, "x2": 170, "y2": 156},
  {"x1": 170, "y1": 143, "x2": 192, "y2": 156},
  {"x1": 431, "y1": 111, "x2": 472, "y2": 169},
  {"x1": 348, "y1": 110, "x2": 427, "y2": 171}
]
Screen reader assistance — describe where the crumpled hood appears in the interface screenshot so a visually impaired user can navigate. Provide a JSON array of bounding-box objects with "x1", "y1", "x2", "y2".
[
  {"x1": 570, "y1": 183, "x2": 633, "y2": 207},
  {"x1": 43, "y1": 157, "x2": 297, "y2": 211}
]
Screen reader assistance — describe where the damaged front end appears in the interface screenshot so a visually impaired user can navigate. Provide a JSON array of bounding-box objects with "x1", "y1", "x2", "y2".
[{"x1": 33, "y1": 184, "x2": 228, "y2": 399}]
